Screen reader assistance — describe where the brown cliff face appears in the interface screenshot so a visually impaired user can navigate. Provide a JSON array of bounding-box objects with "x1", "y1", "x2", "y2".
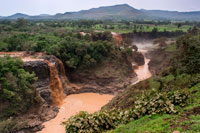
[{"x1": 112, "y1": 32, "x2": 123, "y2": 46}]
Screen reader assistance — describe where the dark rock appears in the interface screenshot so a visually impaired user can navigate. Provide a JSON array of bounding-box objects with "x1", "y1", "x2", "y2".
[
  {"x1": 146, "y1": 49, "x2": 174, "y2": 75},
  {"x1": 24, "y1": 61, "x2": 50, "y2": 88},
  {"x1": 132, "y1": 51, "x2": 145, "y2": 66}
]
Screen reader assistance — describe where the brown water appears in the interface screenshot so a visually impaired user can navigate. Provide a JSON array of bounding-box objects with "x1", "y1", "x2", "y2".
[
  {"x1": 45, "y1": 60, "x2": 65, "y2": 106},
  {"x1": 0, "y1": 51, "x2": 151, "y2": 133},
  {"x1": 132, "y1": 49, "x2": 152, "y2": 84},
  {"x1": 39, "y1": 59, "x2": 114, "y2": 133},
  {"x1": 38, "y1": 93, "x2": 114, "y2": 133}
]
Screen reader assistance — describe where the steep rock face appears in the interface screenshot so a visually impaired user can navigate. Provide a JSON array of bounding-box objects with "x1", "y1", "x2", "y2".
[
  {"x1": 23, "y1": 55, "x2": 68, "y2": 104},
  {"x1": 17, "y1": 55, "x2": 67, "y2": 132},
  {"x1": 132, "y1": 51, "x2": 145, "y2": 66},
  {"x1": 146, "y1": 49, "x2": 174, "y2": 75},
  {"x1": 67, "y1": 55, "x2": 135, "y2": 95}
]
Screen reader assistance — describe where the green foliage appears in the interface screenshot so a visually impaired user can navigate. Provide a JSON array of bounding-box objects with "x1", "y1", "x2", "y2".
[
  {"x1": 65, "y1": 89, "x2": 190, "y2": 133},
  {"x1": 0, "y1": 117, "x2": 28, "y2": 133},
  {"x1": 47, "y1": 38, "x2": 113, "y2": 70},
  {"x1": 156, "y1": 73, "x2": 200, "y2": 91},
  {"x1": 171, "y1": 33, "x2": 200, "y2": 74},
  {"x1": 108, "y1": 115, "x2": 173, "y2": 133},
  {"x1": 91, "y1": 31, "x2": 112, "y2": 41},
  {"x1": 121, "y1": 48, "x2": 133, "y2": 56},
  {"x1": 0, "y1": 57, "x2": 37, "y2": 117},
  {"x1": 110, "y1": 83, "x2": 200, "y2": 133},
  {"x1": 0, "y1": 42, "x2": 8, "y2": 51}
]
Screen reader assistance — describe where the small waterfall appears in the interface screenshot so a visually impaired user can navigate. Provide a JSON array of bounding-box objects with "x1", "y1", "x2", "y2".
[
  {"x1": 58, "y1": 59, "x2": 81, "y2": 91},
  {"x1": 45, "y1": 60, "x2": 65, "y2": 106},
  {"x1": 58, "y1": 59, "x2": 71, "y2": 89},
  {"x1": 132, "y1": 49, "x2": 152, "y2": 85}
]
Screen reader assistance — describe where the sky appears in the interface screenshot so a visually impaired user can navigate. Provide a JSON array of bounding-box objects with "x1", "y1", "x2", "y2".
[{"x1": 0, "y1": 0, "x2": 200, "y2": 16}]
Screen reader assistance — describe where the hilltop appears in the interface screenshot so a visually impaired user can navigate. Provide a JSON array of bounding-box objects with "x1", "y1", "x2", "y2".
[{"x1": 1, "y1": 4, "x2": 200, "y2": 21}]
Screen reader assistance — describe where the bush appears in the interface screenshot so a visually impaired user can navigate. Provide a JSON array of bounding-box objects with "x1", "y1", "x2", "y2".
[
  {"x1": 47, "y1": 38, "x2": 113, "y2": 70},
  {"x1": 171, "y1": 33, "x2": 200, "y2": 74},
  {"x1": 0, "y1": 57, "x2": 37, "y2": 117},
  {"x1": 65, "y1": 89, "x2": 190, "y2": 133}
]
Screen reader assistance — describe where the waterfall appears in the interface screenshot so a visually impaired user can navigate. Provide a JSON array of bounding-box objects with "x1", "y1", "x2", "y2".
[
  {"x1": 58, "y1": 59, "x2": 71, "y2": 89},
  {"x1": 45, "y1": 60, "x2": 65, "y2": 106}
]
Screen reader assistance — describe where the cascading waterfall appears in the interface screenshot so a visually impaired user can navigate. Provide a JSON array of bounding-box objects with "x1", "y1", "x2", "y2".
[
  {"x1": 58, "y1": 59, "x2": 71, "y2": 89},
  {"x1": 45, "y1": 60, "x2": 65, "y2": 106},
  {"x1": 132, "y1": 49, "x2": 152, "y2": 85}
]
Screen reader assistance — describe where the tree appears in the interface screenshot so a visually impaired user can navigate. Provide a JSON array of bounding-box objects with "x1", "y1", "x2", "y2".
[
  {"x1": 177, "y1": 23, "x2": 182, "y2": 29},
  {"x1": 0, "y1": 57, "x2": 37, "y2": 117},
  {"x1": 16, "y1": 18, "x2": 28, "y2": 28}
]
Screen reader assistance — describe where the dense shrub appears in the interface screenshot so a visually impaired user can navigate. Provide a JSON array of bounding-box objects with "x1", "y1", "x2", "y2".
[
  {"x1": 170, "y1": 33, "x2": 200, "y2": 74},
  {"x1": 0, "y1": 57, "x2": 37, "y2": 117},
  {"x1": 47, "y1": 38, "x2": 113, "y2": 70},
  {"x1": 157, "y1": 73, "x2": 200, "y2": 91},
  {"x1": 65, "y1": 89, "x2": 190, "y2": 133},
  {"x1": 91, "y1": 31, "x2": 112, "y2": 42}
]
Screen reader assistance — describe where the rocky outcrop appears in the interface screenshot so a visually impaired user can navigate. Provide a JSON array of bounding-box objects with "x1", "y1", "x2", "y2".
[
  {"x1": 67, "y1": 55, "x2": 136, "y2": 95},
  {"x1": 16, "y1": 55, "x2": 67, "y2": 132},
  {"x1": 146, "y1": 49, "x2": 174, "y2": 75},
  {"x1": 132, "y1": 51, "x2": 145, "y2": 66},
  {"x1": 23, "y1": 55, "x2": 67, "y2": 105}
]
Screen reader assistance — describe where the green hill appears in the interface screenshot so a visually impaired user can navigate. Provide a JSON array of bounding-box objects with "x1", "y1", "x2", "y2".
[{"x1": 1, "y1": 4, "x2": 200, "y2": 21}]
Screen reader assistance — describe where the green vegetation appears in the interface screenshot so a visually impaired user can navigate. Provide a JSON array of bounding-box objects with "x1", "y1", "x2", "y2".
[
  {"x1": 64, "y1": 29, "x2": 200, "y2": 132},
  {"x1": 47, "y1": 32, "x2": 113, "y2": 70},
  {"x1": 0, "y1": 57, "x2": 37, "y2": 118},
  {"x1": 0, "y1": 19, "x2": 199, "y2": 132},
  {"x1": 110, "y1": 83, "x2": 200, "y2": 133},
  {"x1": 65, "y1": 89, "x2": 189, "y2": 133}
]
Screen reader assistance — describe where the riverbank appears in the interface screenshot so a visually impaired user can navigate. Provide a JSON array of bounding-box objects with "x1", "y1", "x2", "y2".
[{"x1": 38, "y1": 93, "x2": 114, "y2": 133}]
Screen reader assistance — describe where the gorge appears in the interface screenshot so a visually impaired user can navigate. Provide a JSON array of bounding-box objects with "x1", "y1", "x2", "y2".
[{"x1": 0, "y1": 39, "x2": 153, "y2": 132}]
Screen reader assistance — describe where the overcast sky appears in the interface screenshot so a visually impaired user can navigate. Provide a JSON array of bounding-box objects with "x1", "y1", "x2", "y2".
[{"x1": 1, "y1": 0, "x2": 200, "y2": 16}]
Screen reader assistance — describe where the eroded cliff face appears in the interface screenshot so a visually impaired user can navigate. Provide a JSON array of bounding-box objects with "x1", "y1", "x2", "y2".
[
  {"x1": 67, "y1": 52, "x2": 135, "y2": 95},
  {"x1": 0, "y1": 48, "x2": 144, "y2": 132},
  {"x1": 0, "y1": 52, "x2": 69, "y2": 132}
]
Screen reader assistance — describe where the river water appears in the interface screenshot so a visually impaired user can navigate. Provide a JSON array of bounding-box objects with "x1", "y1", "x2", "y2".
[
  {"x1": 132, "y1": 49, "x2": 152, "y2": 84},
  {"x1": 0, "y1": 51, "x2": 152, "y2": 133},
  {"x1": 38, "y1": 93, "x2": 114, "y2": 133},
  {"x1": 39, "y1": 49, "x2": 152, "y2": 133}
]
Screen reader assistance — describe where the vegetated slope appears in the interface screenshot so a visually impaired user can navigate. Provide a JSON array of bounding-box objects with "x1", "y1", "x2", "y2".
[
  {"x1": 64, "y1": 29, "x2": 200, "y2": 132},
  {"x1": 54, "y1": 4, "x2": 144, "y2": 20},
  {"x1": 6, "y1": 13, "x2": 31, "y2": 19},
  {"x1": 106, "y1": 31, "x2": 200, "y2": 132},
  {"x1": 1, "y1": 4, "x2": 200, "y2": 21}
]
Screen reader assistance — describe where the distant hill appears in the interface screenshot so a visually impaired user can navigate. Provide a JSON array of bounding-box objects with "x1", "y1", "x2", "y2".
[
  {"x1": 53, "y1": 4, "x2": 145, "y2": 20},
  {"x1": 141, "y1": 9, "x2": 200, "y2": 21},
  {"x1": 0, "y1": 4, "x2": 200, "y2": 21},
  {"x1": 6, "y1": 13, "x2": 30, "y2": 19}
]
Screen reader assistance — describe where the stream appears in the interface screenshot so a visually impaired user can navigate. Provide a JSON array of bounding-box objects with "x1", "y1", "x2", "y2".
[
  {"x1": 132, "y1": 49, "x2": 152, "y2": 84},
  {"x1": 0, "y1": 49, "x2": 152, "y2": 133},
  {"x1": 38, "y1": 93, "x2": 114, "y2": 133},
  {"x1": 38, "y1": 49, "x2": 152, "y2": 133}
]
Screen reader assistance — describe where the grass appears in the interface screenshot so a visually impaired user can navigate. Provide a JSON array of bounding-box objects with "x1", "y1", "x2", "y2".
[
  {"x1": 92, "y1": 24, "x2": 193, "y2": 33},
  {"x1": 108, "y1": 115, "x2": 174, "y2": 133},
  {"x1": 65, "y1": 24, "x2": 193, "y2": 34},
  {"x1": 108, "y1": 83, "x2": 200, "y2": 133}
]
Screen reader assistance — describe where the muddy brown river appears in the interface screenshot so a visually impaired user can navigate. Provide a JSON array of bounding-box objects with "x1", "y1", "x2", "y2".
[
  {"x1": 0, "y1": 51, "x2": 152, "y2": 133},
  {"x1": 38, "y1": 93, "x2": 114, "y2": 133}
]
